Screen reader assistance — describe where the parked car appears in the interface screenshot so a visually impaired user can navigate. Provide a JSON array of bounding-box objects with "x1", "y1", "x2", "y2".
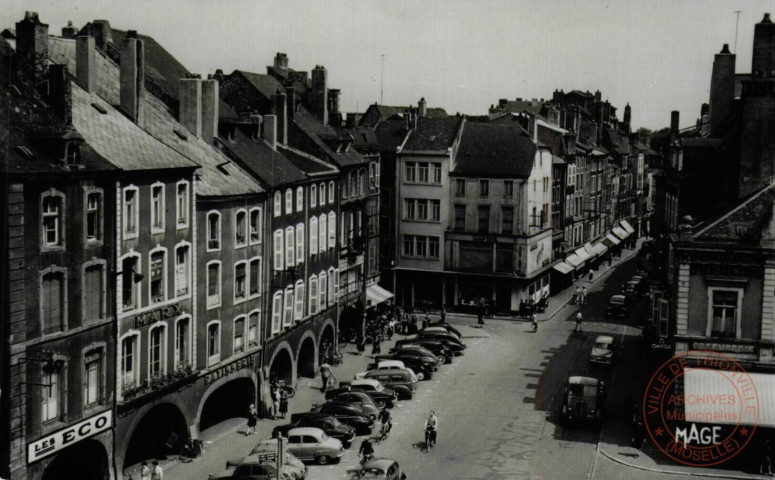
[
  {"x1": 391, "y1": 341, "x2": 453, "y2": 363},
  {"x1": 212, "y1": 456, "x2": 292, "y2": 480},
  {"x1": 315, "y1": 399, "x2": 379, "y2": 419},
  {"x1": 327, "y1": 391, "x2": 383, "y2": 415},
  {"x1": 326, "y1": 379, "x2": 398, "y2": 409},
  {"x1": 622, "y1": 280, "x2": 640, "y2": 301},
  {"x1": 285, "y1": 427, "x2": 344, "y2": 465},
  {"x1": 589, "y1": 335, "x2": 616, "y2": 365},
  {"x1": 301, "y1": 403, "x2": 374, "y2": 434},
  {"x1": 374, "y1": 353, "x2": 436, "y2": 380},
  {"x1": 605, "y1": 294, "x2": 628, "y2": 318},
  {"x1": 561, "y1": 375, "x2": 606, "y2": 425},
  {"x1": 355, "y1": 360, "x2": 421, "y2": 381},
  {"x1": 347, "y1": 458, "x2": 406, "y2": 480},
  {"x1": 271, "y1": 414, "x2": 356, "y2": 448},
  {"x1": 232, "y1": 442, "x2": 306, "y2": 480},
  {"x1": 420, "y1": 326, "x2": 461, "y2": 340},
  {"x1": 416, "y1": 330, "x2": 466, "y2": 351},
  {"x1": 427, "y1": 323, "x2": 462, "y2": 338},
  {"x1": 363, "y1": 369, "x2": 416, "y2": 400},
  {"x1": 631, "y1": 275, "x2": 646, "y2": 294}
]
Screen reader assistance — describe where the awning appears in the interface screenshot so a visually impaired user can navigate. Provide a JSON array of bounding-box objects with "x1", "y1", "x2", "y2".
[
  {"x1": 583, "y1": 242, "x2": 597, "y2": 258},
  {"x1": 612, "y1": 226, "x2": 630, "y2": 240},
  {"x1": 366, "y1": 284, "x2": 394, "y2": 306},
  {"x1": 552, "y1": 262, "x2": 574, "y2": 275},
  {"x1": 685, "y1": 368, "x2": 775, "y2": 428},
  {"x1": 574, "y1": 247, "x2": 591, "y2": 263},
  {"x1": 620, "y1": 219, "x2": 635, "y2": 235},
  {"x1": 591, "y1": 242, "x2": 608, "y2": 256},
  {"x1": 565, "y1": 253, "x2": 584, "y2": 268},
  {"x1": 604, "y1": 233, "x2": 621, "y2": 245}
]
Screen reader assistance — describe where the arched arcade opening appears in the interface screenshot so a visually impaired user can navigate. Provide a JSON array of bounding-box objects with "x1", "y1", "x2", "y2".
[
  {"x1": 297, "y1": 336, "x2": 317, "y2": 378},
  {"x1": 41, "y1": 439, "x2": 109, "y2": 480},
  {"x1": 199, "y1": 377, "x2": 255, "y2": 432},
  {"x1": 123, "y1": 403, "x2": 188, "y2": 470},
  {"x1": 269, "y1": 346, "x2": 294, "y2": 384}
]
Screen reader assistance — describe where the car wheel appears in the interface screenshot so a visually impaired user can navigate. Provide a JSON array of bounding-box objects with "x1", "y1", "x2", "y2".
[
  {"x1": 316, "y1": 455, "x2": 330, "y2": 465},
  {"x1": 416, "y1": 371, "x2": 425, "y2": 381},
  {"x1": 376, "y1": 400, "x2": 386, "y2": 409},
  {"x1": 437, "y1": 356, "x2": 446, "y2": 365}
]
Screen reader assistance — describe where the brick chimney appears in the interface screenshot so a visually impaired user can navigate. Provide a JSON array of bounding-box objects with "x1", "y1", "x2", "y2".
[
  {"x1": 418, "y1": 97, "x2": 427, "y2": 117},
  {"x1": 15, "y1": 11, "x2": 49, "y2": 84},
  {"x1": 272, "y1": 92, "x2": 288, "y2": 145},
  {"x1": 120, "y1": 31, "x2": 145, "y2": 124},
  {"x1": 89, "y1": 20, "x2": 112, "y2": 51},
  {"x1": 709, "y1": 44, "x2": 735, "y2": 134},
  {"x1": 201, "y1": 78, "x2": 219, "y2": 144},
  {"x1": 263, "y1": 114, "x2": 278, "y2": 150},
  {"x1": 286, "y1": 86, "x2": 296, "y2": 120},
  {"x1": 179, "y1": 77, "x2": 202, "y2": 138},
  {"x1": 753, "y1": 13, "x2": 775, "y2": 77},
  {"x1": 76, "y1": 35, "x2": 96, "y2": 93},
  {"x1": 62, "y1": 21, "x2": 77, "y2": 39},
  {"x1": 273, "y1": 52, "x2": 289, "y2": 78},
  {"x1": 48, "y1": 64, "x2": 72, "y2": 125},
  {"x1": 623, "y1": 103, "x2": 631, "y2": 130},
  {"x1": 329, "y1": 89, "x2": 341, "y2": 116},
  {"x1": 310, "y1": 65, "x2": 328, "y2": 125},
  {"x1": 670, "y1": 111, "x2": 680, "y2": 138}
]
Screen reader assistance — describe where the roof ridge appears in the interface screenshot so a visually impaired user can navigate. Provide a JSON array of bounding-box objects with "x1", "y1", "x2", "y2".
[{"x1": 695, "y1": 181, "x2": 775, "y2": 237}]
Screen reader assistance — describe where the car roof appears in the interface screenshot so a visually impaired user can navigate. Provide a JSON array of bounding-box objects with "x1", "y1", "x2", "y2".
[
  {"x1": 288, "y1": 427, "x2": 325, "y2": 436},
  {"x1": 610, "y1": 294, "x2": 626, "y2": 301},
  {"x1": 594, "y1": 335, "x2": 614, "y2": 343},
  {"x1": 351, "y1": 378, "x2": 381, "y2": 387},
  {"x1": 631, "y1": 275, "x2": 643, "y2": 280},
  {"x1": 377, "y1": 360, "x2": 405, "y2": 368},
  {"x1": 568, "y1": 376, "x2": 599, "y2": 386},
  {"x1": 366, "y1": 368, "x2": 408, "y2": 376},
  {"x1": 362, "y1": 458, "x2": 398, "y2": 470}
]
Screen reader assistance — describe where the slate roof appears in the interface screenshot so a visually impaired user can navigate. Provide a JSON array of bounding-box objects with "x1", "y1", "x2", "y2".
[
  {"x1": 238, "y1": 70, "x2": 285, "y2": 100},
  {"x1": 373, "y1": 118, "x2": 410, "y2": 152},
  {"x1": 694, "y1": 182, "x2": 775, "y2": 241},
  {"x1": 292, "y1": 107, "x2": 367, "y2": 167},
  {"x1": 281, "y1": 146, "x2": 339, "y2": 176},
  {"x1": 453, "y1": 122, "x2": 537, "y2": 177},
  {"x1": 402, "y1": 117, "x2": 464, "y2": 152},
  {"x1": 375, "y1": 105, "x2": 447, "y2": 119},
  {"x1": 491, "y1": 99, "x2": 544, "y2": 116},
  {"x1": 217, "y1": 129, "x2": 308, "y2": 188}
]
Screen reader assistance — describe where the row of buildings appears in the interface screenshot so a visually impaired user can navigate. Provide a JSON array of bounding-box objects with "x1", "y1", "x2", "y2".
[{"x1": 0, "y1": 12, "x2": 384, "y2": 480}]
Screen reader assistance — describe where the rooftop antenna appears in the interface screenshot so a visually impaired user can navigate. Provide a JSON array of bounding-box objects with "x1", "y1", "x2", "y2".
[
  {"x1": 734, "y1": 10, "x2": 743, "y2": 53},
  {"x1": 380, "y1": 54, "x2": 385, "y2": 105}
]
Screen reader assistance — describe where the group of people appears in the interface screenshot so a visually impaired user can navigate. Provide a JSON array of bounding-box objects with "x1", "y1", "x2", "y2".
[
  {"x1": 269, "y1": 385, "x2": 289, "y2": 420},
  {"x1": 572, "y1": 286, "x2": 588, "y2": 305},
  {"x1": 138, "y1": 461, "x2": 163, "y2": 480}
]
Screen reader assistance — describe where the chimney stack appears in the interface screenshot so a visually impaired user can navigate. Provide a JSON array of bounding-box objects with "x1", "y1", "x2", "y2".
[
  {"x1": 709, "y1": 43, "x2": 736, "y2": 135},
  {"x1": 623, "y1": 103, "x2": 631, "y2": 130},
  {"x1": 286, "y1": 86, "x2": 296, "y2": 120},
  {"x1": 120, "y1": 31, "x2": 146, "y2": 124},
  {"x1": 90, "y1": 20, "x2": 112, "y2": 51},
  {"x1": 273, "y1": 52, "x2": 289, "y2": 78},
  {"x1": 310, "y1": 65, "x2": 328, "y2": 125},
  {"x1": 753, "y1": 13, "x2": 775, "y2": 77},
  {"x1": 76, "y1": 35, "x2": 96, "y2": 93},
  {"x1": 15, "y1": 11, "x2": 49, "y2": 84},
  {"x1": 272, "y1": 92, "x2": 288, "y2": 145},
  {"x1": 62, "y1": 21, "x2": 77, "y2": 39},
  {"x1": 179, "y1": 77, "x2": 202, "y2": 138},
  {"x1": 201, "y1": 78, "x2": 219, "y2": 144},
  {"x1": 418, "y1": 97, "x2": 427, "y2": 117},
  {"x1": 670, "y1": 110, "x2": 680, "y2": 137},
  {"x1": 48, "y1": 64, "x2": 72, "y2": 125},
  {"x1": 329, "y1": 89, "x2": 341, "y2": 116},
  {"x1": 263, "y1": 114, "x2": 278, "y2": 150}
]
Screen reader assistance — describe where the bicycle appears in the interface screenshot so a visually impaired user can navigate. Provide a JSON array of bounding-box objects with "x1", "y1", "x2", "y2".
[
  {"x1": 272, "y1": 379, "x2": 296, "y2": 398},
  {"x1": 178, "y1": 438, "x2": 204, "y2": 462},
  {"x1": 424, "y1": 427, "x2": 436, "y2": 453},
  {"x1": 374, "y1": 421, "x2": 391, "y2": 444}
]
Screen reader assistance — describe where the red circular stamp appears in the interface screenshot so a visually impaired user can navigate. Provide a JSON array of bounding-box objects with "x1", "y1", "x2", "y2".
[{"x1": 641, "y1": 350, "x2": 760, "y2": 466}]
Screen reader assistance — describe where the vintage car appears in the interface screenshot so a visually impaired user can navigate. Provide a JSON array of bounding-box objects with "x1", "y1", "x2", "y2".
[
  {"x1": 355, "y1": 360, "x2": 422, "y2": 381},
  {"x1": 416, "y1": 330, "x2": 466, "y2": 352},
  {"x1": 213, "y1": 455, "x2": 293, "y2": 480},
  {"x1": 589, "y1": 335, "x2": 616, "y2": 365},
  {"x1": 394, "y1": 337, "x2": 461, "y2": 359},
  {"x1": 327, "y1": 379, "x2": 398, "y2": 409},
  {"x1": 420, "y1": 326, "x2": 461, "y2": 340},
  {"x1": 301, "y1": 403, "x2": 375, "y2": 434},
  {"x1": 605, "y1": 294, "x2": 628, "y2": 318},
  {"x1": 622, "y1": 280, "x2": 640, "y2": 301},
  {"x1": 372, "y1": 354, "x2": 435, "y2": 380},
  {"x1": 285, "y1": 427, "x2": 344, "y2": 465},
  {"x1": 272, "y1": 414, "x2": 356, "y2": 448},
  {"x1": 326, "y1": 391, "x2": 383, "y2": 415},
  {"x1": 561, "y1": 375, "x2": 606, "y2": 425},
  {"x1": 246, "y1": 440, "x2": 307, "y2": 478},
  {"x1": 348, "y1": 458, "x2": 406, "y2": 480}
]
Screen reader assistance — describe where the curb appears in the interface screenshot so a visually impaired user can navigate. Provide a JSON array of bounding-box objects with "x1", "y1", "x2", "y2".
[{"x1": 598, "y1": 449, "x2": 768, "y2": 479}]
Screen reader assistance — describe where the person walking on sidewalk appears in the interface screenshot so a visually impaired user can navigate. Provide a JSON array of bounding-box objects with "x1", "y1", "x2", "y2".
[
  {"x1": 273, "y1": 387, "x2": 281, "y2": 419},
  {"x1": 588, "y1": 270, "x2": 594, "y2": 283},
  {"x1": 575, "y1": 311, "x2": 583, "y2": 332},
  {"x1": 631, "y1": 418, "x2": 646, "y2": 458},
  {"x1": 246, "y1": 403, "x2": 258, "y2": 435},
  {"x1": 440, "y1": 306, "x2": 446, "y2": 324},
  {"x1": 760, "y1": 439, "x2": 773, "y2": 476},
  {"x1": 320, "y1": 362, "x2": 333, "y2": 392},
  {"x1": 151, "y1": 461, "x2": 163, "y2": 480},
  {"x1": 140, "y1": 462, "x2": 151, "y2": 480},
  {"x1": 279, "y1": 391, "x2": 289, "y2": 419}
]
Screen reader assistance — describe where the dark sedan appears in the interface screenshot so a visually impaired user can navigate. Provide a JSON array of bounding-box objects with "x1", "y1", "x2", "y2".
[
  {"x1": 605, "y1": 294, "x2": 628, "y2": 318},
  {"x1": 294, "y1": 404, "x2": 374, "y2": 435},
  {"x1": 325, "y1": 378, "x2": 398, "y2": 409},
  {"x1": 391, "y1": 340, "x2": 454, "y2": 363}
]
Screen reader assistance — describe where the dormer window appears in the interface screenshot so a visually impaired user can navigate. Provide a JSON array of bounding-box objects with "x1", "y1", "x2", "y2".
[{"x1": 64, "y1": 141, "x2": 82, "y2": 167}]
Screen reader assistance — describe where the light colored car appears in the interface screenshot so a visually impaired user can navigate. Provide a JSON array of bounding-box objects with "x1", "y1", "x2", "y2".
[
  {"x1": 589, "y1": 335, "x2": 616, "y2": 365},
  {"x1": 248, "y1": 439, "x2": 307, "y2": 479},
  {"x1": 211, "y1": 458, "x2": 292, "y2": 480},
  {"x1": 286, "y1": 427, "x2": 344, "y2": 465},
  {"x1": 348, "y1": 458, "x2": 406, "y2": 480},
  {"x1": 355, "y1": 361, "x2": 419, "y2": 382}
]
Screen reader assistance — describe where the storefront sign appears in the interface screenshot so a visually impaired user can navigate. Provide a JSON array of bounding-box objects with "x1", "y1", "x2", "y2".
[
  {"x1": 133, "y1": 304, "x2": 182, "y2": 329},
  {"x1": 473, "y1": 234, "x2": 497, "y2": 243},
  {"x1": 205, "y1": 355, "x2": 254, "y2": 385},
  {"x1": 690, "y1": 341, "x2": 756, "y2": 355},
  {"x1": 27, "y1": 410, "x2": 111, "y2": 464}
]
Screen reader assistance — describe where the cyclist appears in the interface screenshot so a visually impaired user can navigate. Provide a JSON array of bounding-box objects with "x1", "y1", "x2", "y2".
[
  {"x1": 424, "y1": 411, "x2": 438, "y2": 448},
  {"x1": 378, "y1": 409, "x2": 392, "y2": 439},
  {"x1": 358, "y1": 438, "x2": 375, "y2": 463}
]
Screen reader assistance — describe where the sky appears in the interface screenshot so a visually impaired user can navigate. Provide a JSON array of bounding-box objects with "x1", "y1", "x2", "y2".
[{"x1": 3, "y1": 0, "x2": 774, "y2": 130}]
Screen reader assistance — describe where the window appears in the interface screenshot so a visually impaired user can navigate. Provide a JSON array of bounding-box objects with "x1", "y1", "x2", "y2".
[
  {"x1": 309, "y1": 217, "x2": 318, "y2": 258},
  {"x1": 274, "y1": 191, "x2": 281, "y2": 217},
  {"x1": 84, "y1": 349, "x2": 102, "y2": 407},
  {"x1": 404, "y1": 199, "x2": 416, "y2": 220},
  {"x1": 294, "y1": 281, "x2": 305, "y2": 320},
  {"x1": 149, "y1": 325, "x2": 166, "y2": 376},
  {"x1": 416, "y1": 236, "x2": 427, "y2": 257},
  {"x1": 207, "y1": 211, "x2": 221, "y2": 251},
  {"x1": 295, "y1": 186, "x2": 304, "y2": 212},
  {"x1": 40, "y1": 267, "x2": 68, "y2": 335},
  {"x1": 428, "y1": 237, "x2": 439, "y2": 259},
  {"x1": 175, "y1": 316, "x2": 190, "y2": 368},
  {"x1": 328, "y1": 267, "x2": 336, "y2": 303},
  {"x1": 403, "y1": 235, "x2": 414, "y2": 256},
  {"x1": 83, "y1": 261, "x2": 105, "y2": 322},
  {"x1": 359, "y1": 170, "x2": 366, "y2": 195},
  {"x1": 150, "y1": 183, "x2": 165, "y2": 233},
  {"x1": 417, "y1": 199, "x2": 428, "y2": 220},
  {"x1": 175, "y1": 243, "x2": 191, "y2": 297},
  {"x1": 121, "y1": 255, "x2": 141, "y2": 312},
  {"x1": 85, "y1": 189, "x2": 102, "y2": 243},
  {"x1": 249, "y1": 208, "x2": 262, "y2": 244},
  {"x1": 418, "y1": 163, "x2": 429, "y2": 182},
  {"x1": 285, "y1": 227, "x2": 295, "y2": 266},
  {"x1": 309, "y1": 275, "x2": 319, "y2": 315},
  {"x1": 41, "y1": 366, "x2": 61, "y2": 423},
  {"x1": 502, "y1": 206, "x2": 514, "y2": 233},
  {"x1": 149, "y1": 249, "x2": 166, "y2": 304},
  {"x1": 433, "y1": 164, "x2": 442, "y2": 183},
  {"x1": 328, "y1": 181, "x2": 335, "y2": 203},
  {"x1": 271, "y1": 292, "x2": 283, "y2": 335},
  {"x1": 333, "y1": 268, "x2": 339, "y2": 299},
  {"x1": 405, "y1": 162, "x2": 416, "y2": 182},
  {"x1": 207, "y1": 261, "x2": 222, "y2": 308},
  {"x1": 207, "y1": 322, "x2": 221, "y2": 366},
  {"x1": 478, "y1": 205, "x2": 490, "y2": 232},
  {"x1": 248, "y1": 310, "x2": 260, "y2": 347},
  {"x1": 319, "y1": 214, "x2": 327, "y2": 252},
  {"x1": 296, "y1": 224, "x2": 305, "y2": 264},
  {"x1": 176, "y1": 180, "x2": 189, "y2": 228},
  {"x1": 235, "y1": 209, "x2": 247, "y2": 247},
  {"x1": 42, "y1": 190, "x2": 65, "y2": 248},
  {"x1": 121, "y1": 334, "x2": 139, "y2": 389},
  {"x1": 375, "y1": 162, "x2": 381, "y2": 187},
  {"x1": 319, "y1": 272, "x2": 328, "y2": 309},
  {"x1": 504, "y1": 180, "x2": 513, "y2": 198},
  {"x1": 311, "y1": 184, "x2": 317, "y2": 208},
  {"x1": 123, "y1": 186, "x2": 138, "y2": 239},
  {"x1": 479, "y1": 180, "x2": 489, "y2": 198},
  {"x1": 233, "y1": 316, "x2": 245, "y2": 353},
  {"x1": 454, "y1": 205, "x2": 466, "y2": 231},
  {"x1": 328, "y1": 212, "x2": 336, "y2": 247},
  {"x1": 455, "y1": 179, "x2": 466, "y2": 197},
  {"x1": 249, "y1": 257, "x2": 262, "y2": 297},
  {"x1": 285, "y1": 189, "x2": 293, "y2": 214},
  {"x1": 431, "y1": 200, "x2": 441, "y2": 221},
  {"x1": 234, "y1": 262, "x2": 247, "y2": 302},
  {"x1": 707, "y1": 289, "x2": 741, "y2": 339},
  {"x1": 283, "y1": 286, "x2": 294, "y2": 327},
  {"x1": 273, "y1": 230, "x2": 284, "y2": 270}
]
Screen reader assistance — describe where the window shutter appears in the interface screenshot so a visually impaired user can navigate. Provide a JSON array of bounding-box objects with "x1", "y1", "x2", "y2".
[
  {"x1": 658, "y1": 298, "x2": 670, "y2": 338},
  {"x1": 328, "y1": 212, "x2": 336, "y2": 247},
  {"x1": 274, "y1": 231, "x2": 284, "y2": 270}
]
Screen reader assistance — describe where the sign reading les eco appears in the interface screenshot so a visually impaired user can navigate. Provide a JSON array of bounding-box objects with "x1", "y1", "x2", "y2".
[{"x1": 27, "y1": 410, "x2": 112, "y2": 464}]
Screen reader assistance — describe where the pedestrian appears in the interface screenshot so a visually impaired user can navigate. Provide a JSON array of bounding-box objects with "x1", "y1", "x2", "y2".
[
  {"x1": 356, "y1": 336, "x2": 366, "y2": 354},
  {"x1": 273, "y1": 387, "x2": 281, "y2": 419},
  {"x1": 531, "y1": 313, "x2": 538, "y2": 333},
  {"x1": 477, "y1": 305, "x2": 485, "y2": 326},
  {"x1": 440, "y1": 306, "x2": 446, "y2": 324},
  {"x1": 372, "y1": 337, "x2": 381, "y2": 356},
  {"x1": 246, "y1": 403, "x2": 258, "y2": 435},
  {"x1": 761, "y1": 439, "x2": 773, "y2": 476},
  {"x1": 320, "y1": 362, "x2": 332, "y2": 391},
  {"x1": 575, "y1": 311, "x2": 583, "y2": 332},
  {"x1": 588, "y1": 270, "x2": 594, "y2": 283},
  {"x1": 151, "y1": 461, "x2": 163, "y2": 480},
  {"x1": 631, "y1": 418, "x2": 645, "y2": 458},
  {"x1": 279, "y1": 391, "x2": 289, "y2": 419},
  {"x1": 140, "y1": 461, "x2": 151, "y2": 480},
  {"x1": 581, "y1": 286, "x2": 587, "y2": 304},
  {"x1": 421, "y1": 318, "x2": 428, "y2": 330}
]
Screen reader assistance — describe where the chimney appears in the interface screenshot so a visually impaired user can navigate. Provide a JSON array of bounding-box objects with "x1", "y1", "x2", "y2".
[
  {"x1": 310, "y1": 65, "x2": 328, "y2": 125},
  {"x1": 62, "y1": 21, "x2": 77, "y2": 39},
  {"x1": 263, "y1": 114, "x2": 278, "y2": 150},
  {"x1": 272, "y1": 92, "x2": 288, "y2": 145},
  {"x1": 418, "y1": 97, "x2": 427, "y2": 117},
  {"x1": 753, "y1": 13, "x2": 775, "y2": 77},
  {"x1": 90, "y1": 20, "x2": 112, "y2": 51},
  {"x1": 623, "y1": 103, "x2": 631, "y2": 129},
  {"x1": 346, "y1": 112, "x2": 357, "y2": 128},
  {"x1": 670, "y1": 110, "x2": 680, "y2": 137},
  {"x1": 709, "y1": 43, "x2": 736, "y2": 134},
  {"x1": 120, "y1": 31, "x2": 145, "y2": 124},
  {"x1": 15, "y1": 11, "x2": 49, "y2": 84},
  {"x1": 179, "y1": 77, "x2": 202, "y2": 138},
  {"x1": 201, "y1": 78, "x2": 219, "y2": 144},
  {"x1": 76, "y1": 35, "x2": 96, "y2": 93},
  {"x1": 329, "y1": 89, "x2": 341, "y2": 117},
  {"x1": 594, "y1": 90, "x2": 601, "y2": 103},
  {"x1": 286, "y1": 86, "x2": 296, "y2": 120},
  {"x1": 273, "y1": 52, "x2": 289, "y2": 78},
  {"x1": 48, "y1": 64, "x2": 72, "y2": 125},
  {"x1": 700, "y1": 113, "x2": 711, "y2": 136},
  {"x1": 528, "y1": 114, "x2": 537, "y2": 142}
]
